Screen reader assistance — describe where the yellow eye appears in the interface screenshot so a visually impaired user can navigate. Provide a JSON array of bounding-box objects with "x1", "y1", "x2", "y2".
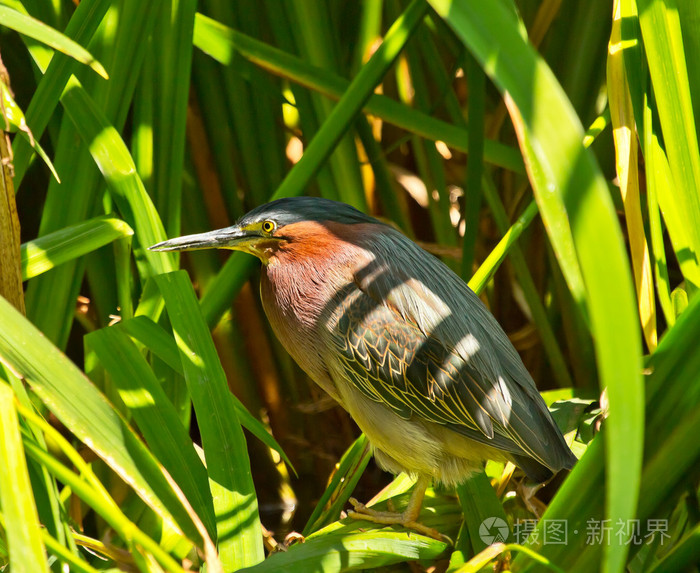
[{"x1": 261, "y1": 220, "x2": 276, "y2": 234}]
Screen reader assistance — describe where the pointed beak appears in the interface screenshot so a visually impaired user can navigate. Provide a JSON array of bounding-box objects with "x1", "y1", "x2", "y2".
[{"x1": 149, "y1": 226, "x2": 261, "y2": 252}]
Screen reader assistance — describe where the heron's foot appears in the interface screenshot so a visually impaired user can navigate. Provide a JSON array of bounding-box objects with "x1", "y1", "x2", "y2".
[
  {"x1": 347, "y1": 497, "x2": 448, "y2": 542},
  {"x1": 516, "y1": 479, "x2": 547, "y2": 518},
  {"x1": 282, "y1": 531, "x2": 305, "y2": 548},
  {"x1": 266, "y1": 530, "x2": 305, "y2": 553}
]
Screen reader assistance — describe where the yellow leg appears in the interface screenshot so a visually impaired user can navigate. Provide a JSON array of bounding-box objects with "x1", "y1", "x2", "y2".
[{"x1": 347, "y1": 475, "x2": 447, "y2": 541}]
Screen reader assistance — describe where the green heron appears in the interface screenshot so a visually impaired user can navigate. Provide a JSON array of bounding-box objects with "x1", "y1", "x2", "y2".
[{"x1": 151, "y1": 197, "x2": 576, "y2": 538}]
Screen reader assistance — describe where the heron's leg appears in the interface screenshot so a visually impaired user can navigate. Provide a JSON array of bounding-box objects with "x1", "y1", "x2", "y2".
[
  {"x1": 402, "y1": 474, "x2": 429, "y2": 522},
  {"x1": 347, "y1": 475, "x2": 445, "y2": 540}
]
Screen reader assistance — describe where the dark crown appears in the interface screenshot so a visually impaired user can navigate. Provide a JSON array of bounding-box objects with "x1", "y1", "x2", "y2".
[{"x1": 240, "y1": 197, "x2": 381, "y2": 228}]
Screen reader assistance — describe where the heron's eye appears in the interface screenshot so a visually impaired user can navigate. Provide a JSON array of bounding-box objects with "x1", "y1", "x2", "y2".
[{"x1": 261, "y1": 220, "x2": 276, "y2": 234}]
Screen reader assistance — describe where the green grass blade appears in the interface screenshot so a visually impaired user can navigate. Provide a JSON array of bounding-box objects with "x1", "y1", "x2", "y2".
[
  {"x1": 0, "y1": 295, "x2": 201, "y2": 544},
  {"x1": 677, "y1": 0, "x2": 700, "y2": 135},
  {"x1": 132, "y1": 44, "x2": 155, "y2": 195},
  {"x1": 0, "y1": 80, "x2": 60, "y2": 181},
  {"x1": 468, "y1": 110, "x2": 608, "y2": 387},
  {"x1": 648, "y1": 523, "x2": 700, "y2": 573},
  {"x1": 402, "y1": 28, "x2": 456, "y2": 250},
  {"x1": 60, "y1": 78, "x2": 174, "y2": 277},
  {"x1": 461, "y1": 51, "x2": 486, "y2": 277},
  {"x1": 21, "y1": 216, "x2": 133, "y2": 280},
  {"x1": 468, "y1": 200, "x2": 538, "y2": 294},
  {"x1": 643, "y1": 91, "x2": 676, "y2": 326},
  {"x1": 2, "y1": 366, "x2": 67, "y2": 548},
  {"x1": 0, "y1": 4, "x2": 107, "y2": 78},
  {"x1": 480, "y1": 175, "x2": 574, "y2": 389},
  {"x1": 646, "y1": 124, "x2": 700, "y2": 292},
  {"x1": 119, "y1": 316, "x2": 183, "y2": 370},
  {"x1": 11, "y1": 0, "x2": 111, "y2": 188},
  {"x1": 192, "y1": 14, "x2": 523, "y2": 173},
  {"x1": 201, "y1": 0, "x2": 286, "y2": 207},
  {"x1": 86, "y1": 326, "x2": 217, "y2": 541},
  {"x1": 155, "y1": 271, "x2": 264, "y2": 568},
  {"x1": 8, "y1": 0, "x2": 106, "y2": 187},
  {"x1": 265, "y1": 0, "x2": 427, "y2": 203},
  {"x1": 17, "y1": 402, "x2": 190, "y2": 571},
  {"x1": 0, "y1": 382, "x2": 49, "y2": 573},
  {"x1": 151, "y1": 0, "x2": 196, "y2": 235},
  {"x1": 190, "y1": 51, "x2": 244, "y2": 218},
  {"x1": 34, "y1": 529, "x2": 98, "y2": 573},
  {"x1": 23, "y1": 0, "x2": 163, "y2": 348},
  {"x1": 113, "y1": 234, "x2": 134, "y2": 321},
  {"x1": 355, "y1": 116, "x2": 413, "y2": 233},
  {"x1": 638, "y1": 0, "x2": 700, "y2": 289},
  {"x1": 240, "y1": 527, "x2": 449, "y2": 573},
  {"x1": 457, "y1": 471, "x2": 510, "y2": 556},
  {"x1": 517, "y1": 292, "x2": 700, "y2": 570},
  {"x1": 119, "y1": 315, "x2": 295, "y2": 471},
  {"x1": 21, "y1": 436, "x2": 187, "y2": 573},
  {"x1": 302, "y1": 434, "x2": 372, "y2": 536},
  {"x1": 285, "y1": 1, "x2": 366, "y2": 209},
  {"x1": 351, "y1": 0, "x2": 383, "y2": 74}
]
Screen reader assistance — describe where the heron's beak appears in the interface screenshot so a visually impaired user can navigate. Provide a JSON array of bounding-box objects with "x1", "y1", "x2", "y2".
[{"x1": 148, "y1": 225, "x2": 266, "y2": 253}]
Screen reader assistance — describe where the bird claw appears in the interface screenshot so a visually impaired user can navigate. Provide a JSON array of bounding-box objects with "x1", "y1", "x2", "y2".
[
  {"x1": 283, "y1": 531, "x2": 306, "y2": 547},
  {"x1": 268, "y1": 531, "x2": 306, "y2": 553},
  {"x1": 347, "y1": 498, "x2": 450, "y2": 543}
]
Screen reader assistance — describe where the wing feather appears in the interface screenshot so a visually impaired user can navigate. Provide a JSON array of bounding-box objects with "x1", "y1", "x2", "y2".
[{"x1": 323, "y1": 239, "x2": 576, "y2": 474}]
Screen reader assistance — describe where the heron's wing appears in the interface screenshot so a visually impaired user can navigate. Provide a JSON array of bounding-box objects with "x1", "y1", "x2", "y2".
[{"x1": 324, "y1": 261, "x2": 574, "y2": 473}]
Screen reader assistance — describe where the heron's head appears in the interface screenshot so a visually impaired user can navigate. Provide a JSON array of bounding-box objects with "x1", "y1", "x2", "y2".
[{"x1": 149, "y1": 197, "x2": 382, "y2": 265}]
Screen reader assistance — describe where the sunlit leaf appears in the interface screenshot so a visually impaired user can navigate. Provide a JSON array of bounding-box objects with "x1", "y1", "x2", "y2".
[{"x1": 0, "y1": 4, "x2": 107, "y2": 78}]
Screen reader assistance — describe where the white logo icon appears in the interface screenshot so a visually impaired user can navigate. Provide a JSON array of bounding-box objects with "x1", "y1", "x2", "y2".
[{"x1": 479, "y1": 517, "x2": 509, "y2": 545}]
